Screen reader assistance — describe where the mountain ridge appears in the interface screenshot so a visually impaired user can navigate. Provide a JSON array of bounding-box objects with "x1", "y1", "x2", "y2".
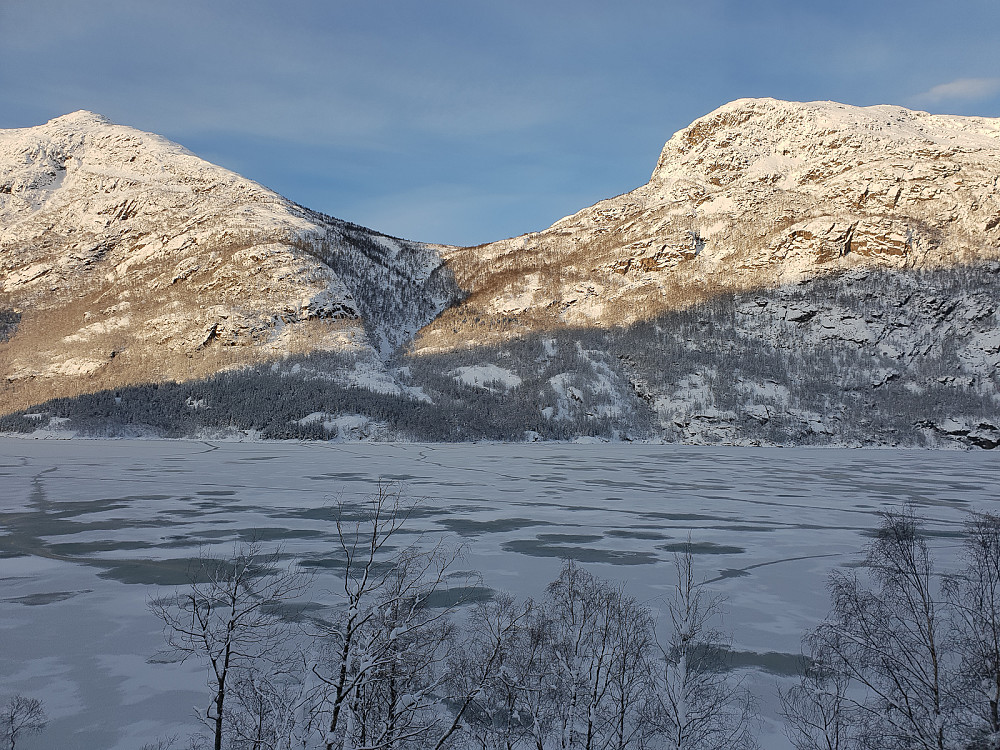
[{"x1": 2, "y1": 99, "x2": 999, "y2": 446}]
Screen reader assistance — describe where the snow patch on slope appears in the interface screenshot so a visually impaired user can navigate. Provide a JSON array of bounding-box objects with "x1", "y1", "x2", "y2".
[{"x1": 452, "y1": 364, "x2": 523, "y2": 390}]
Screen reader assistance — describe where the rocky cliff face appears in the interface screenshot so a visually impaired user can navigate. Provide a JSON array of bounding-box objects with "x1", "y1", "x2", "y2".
[
  {"x1": 2, "y1": 101, "x2": 998, "y2": 446},
  {"x1": 0, "y1": 112, "x2": 457, "y2": 411},
  {"x1": 417, "y1": 98, "x2": 1000, "y2": 349}
]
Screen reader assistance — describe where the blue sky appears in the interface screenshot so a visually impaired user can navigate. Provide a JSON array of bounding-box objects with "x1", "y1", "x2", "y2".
[{"x1": 2, "y1": 0, "x2": 999, "y2": 246}]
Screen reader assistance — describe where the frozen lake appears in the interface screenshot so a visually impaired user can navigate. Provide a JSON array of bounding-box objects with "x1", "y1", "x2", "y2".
[{"x1": 1, "y1": 438, "x2": 998, "y2": 749}]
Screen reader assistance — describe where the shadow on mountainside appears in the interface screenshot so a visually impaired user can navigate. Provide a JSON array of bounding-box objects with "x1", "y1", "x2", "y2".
[{"x1": 2, "y1": 264, "x2": 999, "y2": 447}]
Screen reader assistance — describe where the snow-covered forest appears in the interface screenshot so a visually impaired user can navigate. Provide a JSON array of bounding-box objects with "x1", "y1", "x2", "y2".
[{"x1": 4, "y1": 264, "x2": 999, "y2": 448}]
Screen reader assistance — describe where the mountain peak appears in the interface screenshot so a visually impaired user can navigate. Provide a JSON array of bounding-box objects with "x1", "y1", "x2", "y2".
[
  {"x1": 45, "y1": 110, "x2": 114, "y2": 128},
  {"x1": 651, "y1": 97, "x2": 1000, "y2": 183}
]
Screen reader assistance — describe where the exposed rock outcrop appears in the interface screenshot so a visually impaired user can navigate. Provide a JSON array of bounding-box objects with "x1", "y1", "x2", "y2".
[{"x1": 418, "y1": 98, "x2": 1000, "y2": 349}]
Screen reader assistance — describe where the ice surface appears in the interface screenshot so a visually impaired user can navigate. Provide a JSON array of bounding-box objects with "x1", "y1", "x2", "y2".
[{"x1": 0, "y1": 438, "x2": 998, "y2": 749}]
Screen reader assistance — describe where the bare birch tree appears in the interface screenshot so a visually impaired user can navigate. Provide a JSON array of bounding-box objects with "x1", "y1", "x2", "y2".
[
  {"x1": 498, "y1": 600, "x2": 561, "y2": 750},
  {"x1": 812, "y1": 507, "x2": 957, "y2": 750},
  {"x1": 449, "y1": 593, "x2": 536, "y2": 750},
  {"x1": 604, "y1": 588, "x2": 654, "y2": 750},
  {"x1": 149, "y1": 541, "x2": 309, "y2": 750},
  {"x1": 309, "y1": 482, "x2": 415, "y2": 750},
  {"x1": 347, "y1": 546, "x2": 459, "y2": 750},
  {"x1": 650, "y1": 549, "x2": 757, "y2": 750},
  {"x1": 538, "y1": 560, "x2": 657, "y2": 750},
  {"x1": 309, "y1": 481, "x2": 490, "y2": 750},
  {"x1": 1, "y1": 695, "x2": 46, "y2": 750},
  {"x1": 946, "y1": 511, "x2": 1000, "y2": 749},
  {"x1": 544, "y1": 560, "x2": 622, "y2": 750},
  {"x1": 225, "y1": 658, "x2": 319, "y2": 750},
  {"x1": 779, "y1": 630, "x2": 853, "y2": 750}
]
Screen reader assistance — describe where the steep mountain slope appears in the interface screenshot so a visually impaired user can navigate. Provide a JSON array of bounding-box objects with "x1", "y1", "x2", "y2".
[
  {"x1": 0, "y1": 112, "x2": 458, "y2": 411},
  {"x1": 418, "y1": 98, "x2": 1000, "y2": 349},
  {"x1": 403, "y1": 99, "x2": 999, "y2": 447}
]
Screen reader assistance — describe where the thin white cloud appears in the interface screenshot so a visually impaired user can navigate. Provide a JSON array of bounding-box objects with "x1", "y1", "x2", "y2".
[{"x1": 912, "y1": 77, "x2": 1000, "y2": 105}]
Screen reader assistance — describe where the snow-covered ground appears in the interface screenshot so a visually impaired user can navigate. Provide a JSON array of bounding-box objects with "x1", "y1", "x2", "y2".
[
  {"x1": 451, "y1": 364, "x2": 523, "y2": 390},
  {"x1": 1, "y1": 439, "x2": 998, "y2": 749}
]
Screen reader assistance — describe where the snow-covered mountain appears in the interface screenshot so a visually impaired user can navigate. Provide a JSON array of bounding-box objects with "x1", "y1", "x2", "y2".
[
  {"x1": 419, "y1": 98, "x2": 1000, "y2": 347},
  {"x1": 0, "y1": 111, "x2": 458, "y2": 411},
  {"x1": 2, "y1": 100, "x2": 999, "y2": 446}
]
